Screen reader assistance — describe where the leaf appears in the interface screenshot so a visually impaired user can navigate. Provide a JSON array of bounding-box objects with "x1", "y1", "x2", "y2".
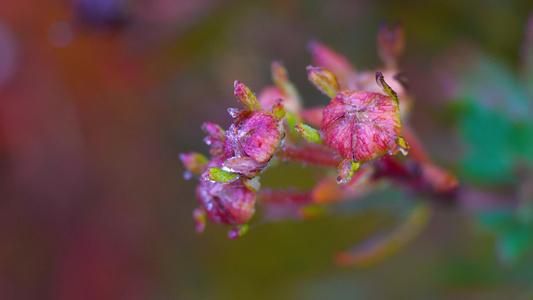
[
  {"x1": 307, "y1": 66, "x2": 340, "y2": 98},
  {"x1": 271, "y1": 61, "x2": 301, "y2": 112},
  {"x1": 234, "y1": 80, "x2": 262, "y2": 111},
  {"x1": 201, "y1": 167, "x2": 239, "y2": 183},
  {"x1": 179, "y1": 152, "x2": 208, "y2": 176},
  {"x1": 294, "y1": 123, "x2": 323, "y2": 143},
  {"x1": 336, "y1": 159, "x2": 360, "y2": 184}
]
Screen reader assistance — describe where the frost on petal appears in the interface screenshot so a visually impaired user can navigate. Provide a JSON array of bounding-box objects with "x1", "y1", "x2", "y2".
[
  {"x1": 337, "y1": 159, "x2": 360, "y2": 184},
  {"x1": 195, "y1": 157, "x2": 257, "y2": 225},
  {"x1": 202, "y1": 122, "x2": 225, "y2": 140},
  {"x1": 202, "y1": 122, "x2": 226, "y2": 156},
  {"x1": 321, "y1": 90, "x2": 402, "y2": 163},
  {"x1": 196, "y1": 179, "x2": 256, "y2": 225},
  {"x1": 222, "y1": 156, "x2": 267, "y2": 178},
  {"x1": 237, "y1": 110, "x2": 284, "y2": 163}
]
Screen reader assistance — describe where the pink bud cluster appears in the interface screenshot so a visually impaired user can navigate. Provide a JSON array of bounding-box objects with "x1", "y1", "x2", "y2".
[
  {"x1": 182, "y1": 80, "x2": 286, "y2": 237},
  {"x1": 181, "y1": 24, "x2": 456, "y2": 248}
]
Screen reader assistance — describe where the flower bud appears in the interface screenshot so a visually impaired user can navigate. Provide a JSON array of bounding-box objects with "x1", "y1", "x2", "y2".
[
  {"x1": 337, "y1": 159, "x2": 360, "y2": 184},
  {"x1": 234, "y1": 80, "x2": 262, "y2": 111},
  {"x1": 180, "y1": 152, "x2": 208, "y2": 176},
  {"x1": 321, "y1": 88, "x2": 402, "y2": 164},
  {"x1": 257, "y1": 86, "x2": 286, "y2": 111},
  {"x1": 308, "y1": 42, "x2": 356, "y2": 87},
  {"x1": 226, "y1": 109, "x2": 284, "y2": 164},
  {"x1": 196, "y1": 178, "x2": 256, "y2": 225},
  {"x1": 378, "y1": 22, "x2": 405, "y2": 68},
  {"x1": 257, "y1": 62, "x2": 301, "y2": 113},
  {"x1": 202, "y1": 122, "x2": 226, "y2": 156},
  {"x1": 271, "y1": 99, "x2": 285, "y2": 119}
]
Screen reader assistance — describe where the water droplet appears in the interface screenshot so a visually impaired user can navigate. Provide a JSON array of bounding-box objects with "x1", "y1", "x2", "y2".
[{"x1": 228, "y1": 108, "x2": 240, "y2": 118}]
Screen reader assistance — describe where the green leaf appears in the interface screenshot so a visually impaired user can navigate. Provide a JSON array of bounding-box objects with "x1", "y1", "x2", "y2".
[
  {"x1": 376, "y1": 71, "x2": 399, "y2": 104},
  {"x1": 234, "y1": 81, "x2": 262, "y2": 111},
  {"x1": 294, "y1": 123, "x2": 323, "y2": 144},
  {"x1": 307, "y1": 66, "x2": 340, "y2": 98},
  {"x1": 202, "y1": 167, "x2": 239, "y2": 183},
  {"x1": 336, "y1": 159, "x2": 360, "y2": 184}
]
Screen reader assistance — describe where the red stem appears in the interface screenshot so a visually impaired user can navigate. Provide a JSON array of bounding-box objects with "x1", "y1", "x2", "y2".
[{"x1": 278, "y1": 144, "x2": 342, "y2": 168}]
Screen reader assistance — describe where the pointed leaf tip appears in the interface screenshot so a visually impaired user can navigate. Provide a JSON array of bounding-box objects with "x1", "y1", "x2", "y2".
[
  {"x1": 201, "y1": 167, "x2": 239, "y2": 183},
  {"x1": 271, "y1": 61, "x2": 288, "y2": 84},
  {"x1": 234, "y1": 81, "x2": 262, "y2": 111},
  {"x1": 272, "y1": 99, "x2": 286, "y2": 119},
  {"x1": 222, "y1": 156, "x2": 266, "y2": 178},
  {"x1": 336, "y1": 159, "x2": 360, "y2": 184},
  {"x1": 376, "y1": 71, "x2": 399, "y2": 103},
  {"x1": 307, "y1": 66, "x2": 340, "y2": 98},
  {"x1": 395, "y1": 137, "x2": 409, "y2": 156},
  {"x1": 201, "y1": 122, "x2": 225, "y2": 140},
  {"x1": 295, "y1": 123, "x2": 323, "y2": 144}
]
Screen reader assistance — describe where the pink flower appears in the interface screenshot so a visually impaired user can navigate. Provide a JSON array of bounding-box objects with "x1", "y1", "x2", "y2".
[
  {"x1": 321, "y1": 85, "x2": 401, "y2": 164},
  {"x1": 196, "y1": 179, "x2": 256, "y2": 225},
  {"x1": 195, "y1": 157, "x2": 256, "y2": 226},
  {"x1": 221, "y1": 81, "x2": 285, "y2": 176},
  {"x1": 225, "y1": 109, "x2": 284, "y2": 164}
]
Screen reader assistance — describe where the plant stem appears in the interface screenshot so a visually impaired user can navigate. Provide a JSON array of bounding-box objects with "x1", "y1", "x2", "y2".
[{"x1": 278, "y1": 144, "x2": 341, "y2": 168}]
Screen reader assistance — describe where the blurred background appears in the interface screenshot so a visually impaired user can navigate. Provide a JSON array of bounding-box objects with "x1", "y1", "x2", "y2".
[{"x1": 1, "y1": 0, "x2": 533, "y2": 299}]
